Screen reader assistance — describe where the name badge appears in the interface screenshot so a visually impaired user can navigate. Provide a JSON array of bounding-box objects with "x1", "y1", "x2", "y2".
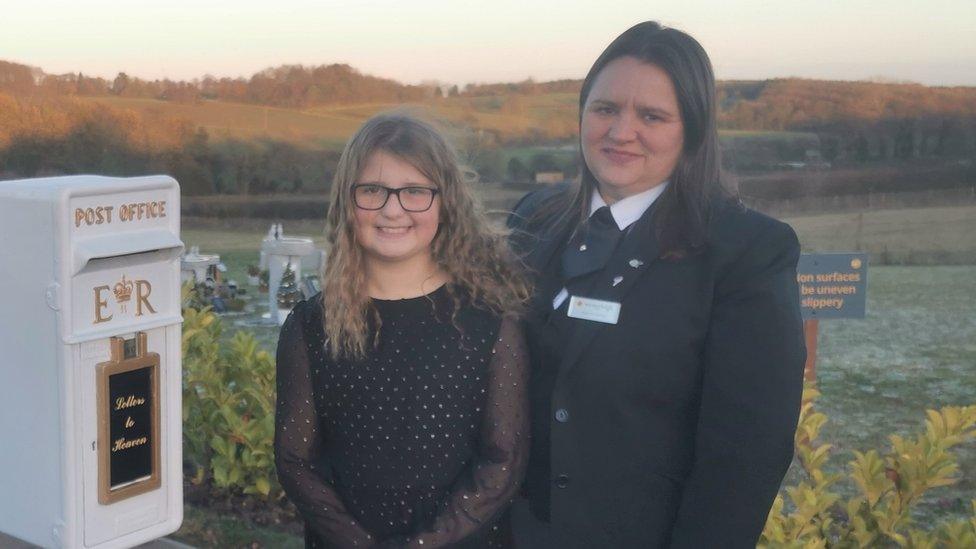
[{"x1": 567, "y1": 296, "x2": 621, "y2": 325}]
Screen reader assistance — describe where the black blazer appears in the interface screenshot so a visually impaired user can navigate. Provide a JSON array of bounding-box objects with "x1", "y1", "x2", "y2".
[{"x1": 509, "y1": 185, "x2": 805, "y2": 548}]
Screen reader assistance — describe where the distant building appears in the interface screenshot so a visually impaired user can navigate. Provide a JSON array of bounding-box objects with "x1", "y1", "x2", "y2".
[{"x1": 535, "y1": 171, "x2": 564, "y2": 184}]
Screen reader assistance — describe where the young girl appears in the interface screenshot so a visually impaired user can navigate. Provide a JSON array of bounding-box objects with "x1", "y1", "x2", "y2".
[{"x1": 275, "y1": 113, "x2": 531, "y2": 548}]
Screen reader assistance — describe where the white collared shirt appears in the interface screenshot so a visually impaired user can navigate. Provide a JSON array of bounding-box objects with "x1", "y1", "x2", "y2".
[
  {"x1": 553, "y1": 182, "x2": 669, "y2": 309},
  {"x1": 589, "y1": 181, "x2": 669, "y2": 231}
]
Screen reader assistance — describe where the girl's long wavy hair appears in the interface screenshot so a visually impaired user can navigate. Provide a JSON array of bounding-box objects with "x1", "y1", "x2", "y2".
[{"x1": 322, "y1": 112, "x2": 531, "y2": 359}]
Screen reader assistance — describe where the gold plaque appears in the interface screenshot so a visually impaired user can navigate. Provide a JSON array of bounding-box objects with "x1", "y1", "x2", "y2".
[{"x1": 96, "y1": 332, "x2": 161, "y2": 504}]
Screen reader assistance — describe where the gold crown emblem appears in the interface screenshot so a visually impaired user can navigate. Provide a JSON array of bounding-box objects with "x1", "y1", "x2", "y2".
[{"x1": 114, "y1": 275, "x2": 134, "y2": 312}]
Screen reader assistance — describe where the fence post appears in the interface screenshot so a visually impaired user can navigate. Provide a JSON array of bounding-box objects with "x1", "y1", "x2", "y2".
[{"x1": 804, "y1": 319, "x2": 819, "y2": 381}]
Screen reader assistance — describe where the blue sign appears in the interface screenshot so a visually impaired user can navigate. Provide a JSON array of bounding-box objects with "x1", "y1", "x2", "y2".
[{"x1": 797, "y1": 253, "x2": 868, "y2": 320}]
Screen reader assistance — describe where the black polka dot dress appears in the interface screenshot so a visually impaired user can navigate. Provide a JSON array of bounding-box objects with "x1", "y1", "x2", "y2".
[{"x1": 275, "y1": 286, "x2": 529, "y2": 548}]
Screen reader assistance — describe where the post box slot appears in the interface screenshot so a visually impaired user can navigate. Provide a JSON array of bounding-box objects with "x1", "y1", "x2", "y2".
[
  {"x1": 73, "y1": 229, "x2": 183, "y2": 276},
  {"x1": 76, "y1": 249, "x2": 181, "y2": 277}
]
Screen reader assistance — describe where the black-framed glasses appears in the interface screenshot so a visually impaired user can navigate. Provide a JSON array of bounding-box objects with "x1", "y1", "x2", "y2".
[{"x1": 352, "y1": 184, "x2": 440, "y2": 212}]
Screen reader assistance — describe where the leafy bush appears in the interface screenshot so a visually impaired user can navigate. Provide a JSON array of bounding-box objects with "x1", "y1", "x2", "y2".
[
  {"x1": 761, "y1": 383, "x2": 976, "y2": 548},
  {"x1": 182, "y1": 285, "x2": 279, "y2": 499}
]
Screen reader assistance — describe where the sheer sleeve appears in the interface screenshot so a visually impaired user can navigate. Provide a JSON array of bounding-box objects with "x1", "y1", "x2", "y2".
[
  {"x1": 396, "y1": 316, "x2": 530, "y2": 548},
  {"x1": 274, "y1": 301, "x2": 377, "y2": 547}
]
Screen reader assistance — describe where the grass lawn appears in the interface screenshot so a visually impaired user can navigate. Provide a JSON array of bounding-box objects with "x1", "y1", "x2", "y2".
[
  {"x1": 787, "y1": 265, "x2": 976, "y2": 523},
  {"x1": 172, "y1": 505, "x2": 304, "y2": 548}
]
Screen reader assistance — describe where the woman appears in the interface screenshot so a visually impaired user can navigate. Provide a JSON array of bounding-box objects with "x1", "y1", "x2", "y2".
[
  {"x1": 276, "y1": 113, "x2": 531, "y2": 548},
  {"x1": 509, "y1": 22, "x2": 806, "y2": 548}
]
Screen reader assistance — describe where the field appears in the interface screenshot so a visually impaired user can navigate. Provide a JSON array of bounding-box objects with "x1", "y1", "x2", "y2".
[
  {"x1": 80, "y1": 93, "x2": 581, "y2": 149},
  {"x1": 784, "y1": 205, "x2": 976, "y2": 264},
  {"x1": 79, "y1": 96, "x2": 362, "y2": 148},
  {"x1": 78, "y1": 93, "x2": 825, "y2": 191},
  {"x1": 178, "y1": 204, "x2": 976, "y2": 542},
  {"x1": 80, "y1": 94, "x2": 815, "y2": 158}
]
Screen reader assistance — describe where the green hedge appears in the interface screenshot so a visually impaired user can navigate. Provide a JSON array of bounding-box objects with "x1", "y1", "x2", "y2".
[{"x1": 182, "y1": 287, "x2": 280, "y2": 499}]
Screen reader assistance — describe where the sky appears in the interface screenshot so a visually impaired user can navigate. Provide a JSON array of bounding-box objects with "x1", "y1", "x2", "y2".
[{"x1": 2, "y1": 0, "x2": 975, "y2": 87}]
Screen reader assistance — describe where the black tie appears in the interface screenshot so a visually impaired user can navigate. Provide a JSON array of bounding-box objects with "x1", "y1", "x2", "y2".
[{"x1": 561, "y1": 206, "x2": 622, "y2": 281}]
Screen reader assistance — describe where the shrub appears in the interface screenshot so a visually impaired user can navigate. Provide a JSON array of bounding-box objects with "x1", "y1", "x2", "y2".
[
  {"x1": 182, "y1": 285, "x2": 279, "y2": 499},
  {"x1": 760, "y1": 383, "x2": 976, "y2": 548}
]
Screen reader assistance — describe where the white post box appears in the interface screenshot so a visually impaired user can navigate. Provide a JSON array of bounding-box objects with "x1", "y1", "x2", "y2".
[{"x1": 0, "y1": 176, "x2": 184, "y2": 548}]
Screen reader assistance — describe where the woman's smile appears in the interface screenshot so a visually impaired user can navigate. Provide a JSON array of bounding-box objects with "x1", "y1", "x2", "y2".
[{"x1": 601, "y1": 147, "x2": 643, "y2": 165}]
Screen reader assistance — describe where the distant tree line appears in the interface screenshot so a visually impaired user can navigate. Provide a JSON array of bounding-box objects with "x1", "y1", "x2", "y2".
[
  {"x1": 719, "y1": 79, "x2": 976, "y2": 129},
  {"x1": 0, "y1": 92, "x2": 338, "y2": 195},
  {"x1": 2, "y1": 58, "x2": 975, "y2": 194},
  {"x1": 4, "y1": 58, "x2": 975, "y2": 128},
  {"x1": 1, "y1": 60, "x2": 433, "y2": 108},
  {"x1": 456, "y1": 77, "x2": 976, "y2": 164},
  {"x1": 459, "y1": 79, "x2": 583, "y2": 97},
  {"x1": 718, "y1": 79, "x2": 976, "y2": 165}
]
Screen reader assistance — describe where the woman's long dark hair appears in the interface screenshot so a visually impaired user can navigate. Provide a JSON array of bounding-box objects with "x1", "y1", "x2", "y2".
[{"x1": 540, "y1": 21, "x2": 732, "y2": 257}]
